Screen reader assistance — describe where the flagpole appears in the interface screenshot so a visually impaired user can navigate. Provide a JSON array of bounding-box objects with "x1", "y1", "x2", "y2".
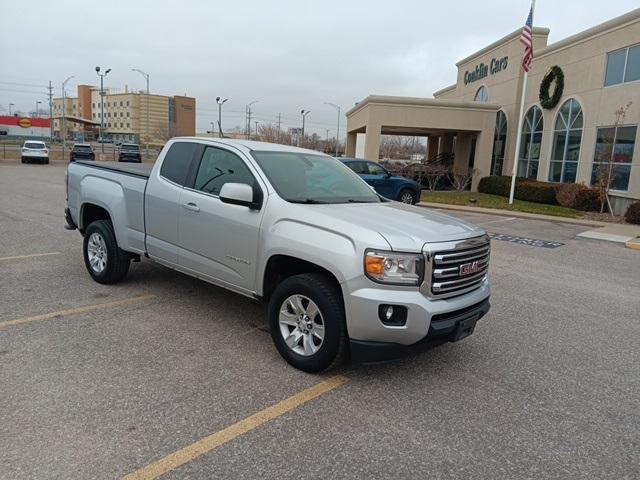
[{"x1": 509, "y1": 0, "x2": 536, "y2": 205}]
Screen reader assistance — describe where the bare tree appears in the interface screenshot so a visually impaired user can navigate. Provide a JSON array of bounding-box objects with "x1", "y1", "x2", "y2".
[
  {"x1": 379, "y1": 135, "x2": 426, "y2": 160},
  {"x1": 423, "y1": 165, "x2": 449, "y2": 191},
  {"x1": 595, "y1": 102, "x2": 632, "y2": 216},
  {"x1": 449, "y1": 166, "x2": 477, "y2": 192}
]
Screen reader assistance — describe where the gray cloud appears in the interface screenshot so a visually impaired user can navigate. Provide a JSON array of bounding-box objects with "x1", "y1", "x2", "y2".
[{"x1": 1, "y1": 0, "x2": 637, "y2": 135}]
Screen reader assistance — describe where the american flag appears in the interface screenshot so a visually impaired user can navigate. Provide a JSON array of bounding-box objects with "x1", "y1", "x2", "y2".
[{"x1": 520, "y1": 5, "x2": 534, "y2": 72}]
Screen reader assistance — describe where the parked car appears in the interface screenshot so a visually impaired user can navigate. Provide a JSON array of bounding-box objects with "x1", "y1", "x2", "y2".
[
  {"x1": 118, "y1": 143, "x2": 142, "y2": 162},
  {"x1": 65, "y1": 138, "x2": 490, "y2": 372},
  {"x1": 69, "y1": 143, "x2": 95, "y2": 162},
  {"x1": 21, "y1": 141, "x2": 49, "y2": 164},
  {"x1": 339, "y1": 158, "x2": 422, "y2": 204}
]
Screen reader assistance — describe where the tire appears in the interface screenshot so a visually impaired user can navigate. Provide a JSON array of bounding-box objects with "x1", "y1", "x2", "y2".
[
  {"x1": 269, "y1": 273, "x2": 348, "y2": 373},
  {"x1": 21, "y1": 156, "x2": 26, "y2": 164},
  {"x1": 399, "y1": 189, "x2": 416, "y2": 204},
  {"x1": 82, "y1": 219, "x2": 131, "y2": 284},
  {"x1": 44, "y1": 158, "x2": 49, "y2": 165}
]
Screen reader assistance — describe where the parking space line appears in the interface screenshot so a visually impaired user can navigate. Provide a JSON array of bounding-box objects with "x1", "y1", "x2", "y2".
[
  {"x1": 0, "y1": 294, "x2": 156, "y2": 330},
  {"x1": 122, "y1": 375, "x2": 349, "y2": 480},
  {"x1": 0, "y1": 252, "x2": 62, "y2": 262}
]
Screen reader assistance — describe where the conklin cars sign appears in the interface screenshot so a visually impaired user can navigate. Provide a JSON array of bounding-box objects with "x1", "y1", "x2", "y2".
[{"x1": 464, "y1": 56, "x2": 508, "y2": 85}]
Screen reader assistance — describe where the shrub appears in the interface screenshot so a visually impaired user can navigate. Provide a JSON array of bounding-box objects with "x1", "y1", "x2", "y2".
[
  {"x1": 517, "y1": 181, "x2": 559, "y2": 205},
  {"x1": 478, "y1": 176, "x2": 511, "y2": 197},
  {"x1": 556, "y1": 183, "x2": 584, "y2": 208},
  {"x1": 478, "y1": 176, "x2": 559, "y2": 205},
  {"x1": 624, "y1": 201, "x2": 640, "y2": 224},
  {"x1": 573, "y1": 187, "x2": 601, "y2": 212}
]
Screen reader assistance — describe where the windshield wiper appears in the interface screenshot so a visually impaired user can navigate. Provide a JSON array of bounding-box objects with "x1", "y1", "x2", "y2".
[
  {"x1": 347, "y1": 199, "x2": 378, "y2": 203},
  {"x1": 288, "y1": 199, "x2": 329, "y2": 204}
]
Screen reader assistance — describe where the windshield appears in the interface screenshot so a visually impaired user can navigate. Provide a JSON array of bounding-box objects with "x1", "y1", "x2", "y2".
[
  {"x1": 251, "y1": 151, "x2": 382, "y2": 204},
  {"x1": 25, "y1": 142, "x2": 45, "y2": 149}
]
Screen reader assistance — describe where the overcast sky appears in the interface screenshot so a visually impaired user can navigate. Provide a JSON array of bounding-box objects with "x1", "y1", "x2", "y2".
[{"x1": 1, "y1": 0, "x2": 638, "y2": 136}]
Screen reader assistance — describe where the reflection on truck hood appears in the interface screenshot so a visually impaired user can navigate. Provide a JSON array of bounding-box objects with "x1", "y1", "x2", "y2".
[{"x1": 309, "y1": 202, "x2": 484, "y2": 251}]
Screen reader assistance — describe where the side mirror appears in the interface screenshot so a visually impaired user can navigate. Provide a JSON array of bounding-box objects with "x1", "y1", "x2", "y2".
[{"x1": 219, "y1": 183, "x2": 261, "y2": 210}]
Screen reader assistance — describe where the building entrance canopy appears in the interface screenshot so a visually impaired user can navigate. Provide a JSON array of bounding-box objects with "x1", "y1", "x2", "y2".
[{"x1": 345, "y1": 95, "x2": 499, "y2": 188}]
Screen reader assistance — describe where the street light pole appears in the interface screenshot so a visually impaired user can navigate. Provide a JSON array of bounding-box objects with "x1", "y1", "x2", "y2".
[
  {"x1": 324, "y1": 102, "x2": 341, "y2": 157},
  {"x1": 216, "y1": 97, "x2": 228, "y2": 138},
  {"x1": 299, "y1": 109, "x2": 310, "y2": 147},
  {"x1": 35, "y1": 101, "x2": 41, "y2": 118},
  {"x1": 9, "y1": 103, "x2": 14, "y2": 116},
  {"x1": 245, "y1": 100, "x2": 258, "y2": 139},
  {"x1": 61, "y1": 75, "x2": 75, "y2": 161},
  {"x1": 95, "y1": 66, "x2": 111, "y2": 154},
  {"x1": 210, "y1": 122, "x2": 215, "y2": 136},
  {"x1": 132, "y1": 68, "x2": 150, "y2": 155},
  {"x1": 255, "y1": 121, "x2": 259, "y2": 139}
]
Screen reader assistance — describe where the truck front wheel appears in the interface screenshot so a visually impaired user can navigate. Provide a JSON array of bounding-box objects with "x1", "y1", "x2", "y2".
[
  {"x1": 83, "y1": 220, "x2": 130, "y2": 284},
  {"x1": 269, "y1": 273, "x2": 348, "y2": 373}
]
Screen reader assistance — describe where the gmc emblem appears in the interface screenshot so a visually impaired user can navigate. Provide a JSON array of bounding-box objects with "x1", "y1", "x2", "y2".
[{"x1": 459, "y1": 261, "x2": 480, "y2": 276}]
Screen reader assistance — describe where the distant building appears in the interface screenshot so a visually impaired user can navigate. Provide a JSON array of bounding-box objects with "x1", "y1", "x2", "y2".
[
  {"x1": 52, "y1": 85, "x2": 195, "y2": 144},
  {"x1": 0, "y1": 116, "x2": 51, "y2": 140}
]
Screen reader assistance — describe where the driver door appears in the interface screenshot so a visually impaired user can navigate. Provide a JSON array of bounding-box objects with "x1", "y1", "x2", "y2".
[
  {"x1": 177, "y1": 146, "x2": 265, "y2": 293},
  {"x1": 366, "y1": 161, "x2": 394, "y2": 199}
]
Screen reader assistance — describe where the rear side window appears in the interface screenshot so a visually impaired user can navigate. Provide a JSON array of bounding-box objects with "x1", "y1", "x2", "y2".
[
  {"x1": 160, "y1": 142, "x2": 198, "y2": 186},
  {"x1": 194, "y1": 147, "x2": 255, "y2": 195}
]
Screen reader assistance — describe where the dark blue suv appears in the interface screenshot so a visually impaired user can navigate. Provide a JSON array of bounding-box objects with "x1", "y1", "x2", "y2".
[{"x1": 339, "y1": 158, "x2": 422, "y2": 204}]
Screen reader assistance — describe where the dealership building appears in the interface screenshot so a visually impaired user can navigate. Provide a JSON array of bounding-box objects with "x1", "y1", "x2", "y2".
[{"x1": 346, "y1": 9, "x2": 640, "y2": 213}]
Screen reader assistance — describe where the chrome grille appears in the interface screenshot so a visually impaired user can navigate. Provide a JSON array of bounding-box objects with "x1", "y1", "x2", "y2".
[{"x1": 422, "y1": 235, "x2": 490, "y2": 299}]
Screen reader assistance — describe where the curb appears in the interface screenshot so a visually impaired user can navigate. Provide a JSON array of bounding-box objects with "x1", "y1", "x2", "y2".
[{"x1": 417, "y1": 202, "x2": 608, "y2": 228}]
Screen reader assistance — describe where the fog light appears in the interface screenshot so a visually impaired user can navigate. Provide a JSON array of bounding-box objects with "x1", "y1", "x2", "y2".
[{"x1": 378, "y1": 304, "x2": 407, "y2": 326}]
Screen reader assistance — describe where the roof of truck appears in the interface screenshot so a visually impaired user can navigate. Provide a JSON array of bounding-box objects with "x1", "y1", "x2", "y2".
[{"x1": 172, "y1": 137, "x2": 327, "y2": 155}]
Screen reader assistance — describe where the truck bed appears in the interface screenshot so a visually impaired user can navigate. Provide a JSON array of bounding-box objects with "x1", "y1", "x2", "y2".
[{"x1": 76, "y1": 160, "x2": 152, "y2": 178}]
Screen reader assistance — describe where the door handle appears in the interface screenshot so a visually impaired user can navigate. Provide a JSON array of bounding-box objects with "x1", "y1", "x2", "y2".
[{"x1": 182, "y1": 202, "x2": 200, "y2": 212}]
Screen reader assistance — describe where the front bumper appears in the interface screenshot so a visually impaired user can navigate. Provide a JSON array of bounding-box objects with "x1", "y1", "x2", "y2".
[{"x1": 350, "y1": 298, "x2": 490, "y2": 364}]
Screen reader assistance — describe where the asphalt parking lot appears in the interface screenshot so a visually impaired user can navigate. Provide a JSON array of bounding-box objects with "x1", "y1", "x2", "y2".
[{"x1": 1, "y1": 162, "x2": 639, "y2": 480}]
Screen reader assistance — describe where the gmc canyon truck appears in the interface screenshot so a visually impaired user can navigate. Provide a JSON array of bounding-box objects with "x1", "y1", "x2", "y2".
[{"x1": 65, "y1": 138, "x2": 490, "y2": 372}]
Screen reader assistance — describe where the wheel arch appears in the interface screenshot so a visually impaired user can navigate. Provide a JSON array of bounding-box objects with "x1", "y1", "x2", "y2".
[{"x1": 261, "y1": 254, "x2": 344, "y2": 303}]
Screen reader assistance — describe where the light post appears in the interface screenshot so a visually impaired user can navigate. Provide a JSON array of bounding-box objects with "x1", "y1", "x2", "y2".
[
  {"x1": 62, "y1": 75, "x2": 75, "y2": 160},
  {"x1": 245, "y1": 100, "x2": 258, "y2": 139},
  {"x1": 210, "y1": 122, "x2": 215, "y2": 136},
  {"x1": 9, "y1": 103, "x2": 14, "y2": 116},
  {"x1": 35, "y1": 101, "x2": 42, "y2": 118},
  {"x1": 132, "y1": 68, "x2": 150, "y2": 155},
  {"x1": 95, "y1": 66, "x2": 111, "y2": 154},
  {"x1": 255, "y1": 121, "x2": 259, "y2": 139},
  {"x1": 216, "y1": 97, "x2": 228, "y2": 137},
  {"x1": 324, "y1": 102, "x2": 341, "y2": 157},
  {"x1": 299, "y1": 109, "x2": 310, "y2": 147}
]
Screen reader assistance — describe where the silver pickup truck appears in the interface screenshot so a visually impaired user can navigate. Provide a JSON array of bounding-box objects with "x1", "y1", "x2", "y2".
[{"x1": 65, "y1": 138, "x2": 490, "y2": 372}]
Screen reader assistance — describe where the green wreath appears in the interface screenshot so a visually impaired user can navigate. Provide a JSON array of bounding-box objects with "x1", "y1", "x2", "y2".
[{"x1": 539, "y1": 66, "x2": 564, "y2": 109}]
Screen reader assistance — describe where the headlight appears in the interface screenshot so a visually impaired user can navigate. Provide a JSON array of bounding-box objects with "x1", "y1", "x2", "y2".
[{"x1": 364, "y1": 250, "x2": 424, "y2": 285}]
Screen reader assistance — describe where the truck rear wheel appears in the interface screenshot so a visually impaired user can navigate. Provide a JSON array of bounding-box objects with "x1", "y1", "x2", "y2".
[
  {"x1": 83, "y1": 219, "x2": 130, "y2": 284},
  {"x1": 268, "y1": 273, "x2": 348, "y2": 373}
]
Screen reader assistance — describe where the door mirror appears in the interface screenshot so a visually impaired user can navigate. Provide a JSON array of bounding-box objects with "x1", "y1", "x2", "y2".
[{"x1": 219, "y1": 183, "x2": 260, "y2": 209}]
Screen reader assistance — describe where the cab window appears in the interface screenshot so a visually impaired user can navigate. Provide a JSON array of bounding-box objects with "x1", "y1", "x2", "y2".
[
  {"x1": 160, "y1": 142, "x2": 198, "y2": 186},
  {"x1": 194, "y1": 147, "x2": 255, "y2": 196}
]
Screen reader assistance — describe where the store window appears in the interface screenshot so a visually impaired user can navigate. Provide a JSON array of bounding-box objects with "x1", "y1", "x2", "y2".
[
  {"x1": 604, "y1": 43, "x2": 640, "y2": 86},
  {"x1": 549, "y1": 99, "x2": 583, "y2": 183},
  {"x1": 518, "y1": 106, "x2": 543, "y2": 179},
  {"x1": 491, "y1": 111, "x2": 507, "y2": 175},
  {"x1": 474, "y1": 85, "x2": 489, "y2": 102},
  {"x1": 591, "y1": 125, "x2": 637, "y2": 191}
]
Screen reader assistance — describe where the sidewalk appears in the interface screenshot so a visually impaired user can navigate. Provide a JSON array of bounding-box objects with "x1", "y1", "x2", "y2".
[{"x1": 418, "y1": 202, "x2": 640, "y2": 249}]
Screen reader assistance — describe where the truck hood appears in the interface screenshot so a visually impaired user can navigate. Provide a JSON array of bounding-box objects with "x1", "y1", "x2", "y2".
[{"x1": 313, "y1": 202, "x2": 485, "y2": 251}]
